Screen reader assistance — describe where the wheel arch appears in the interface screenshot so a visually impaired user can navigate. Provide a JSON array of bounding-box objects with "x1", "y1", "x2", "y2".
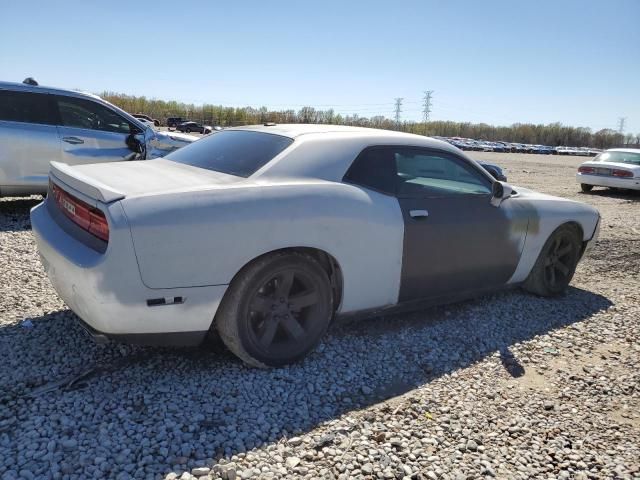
[
  {"x1": 509, "y1": 218, "x2": 587, "y2": 285},
  {"x1": 223, "y1": 246, "x2": 344, "y2": 315},
  {"x1": 561, "y1": 220, "x2": 584, "y2": 239}
]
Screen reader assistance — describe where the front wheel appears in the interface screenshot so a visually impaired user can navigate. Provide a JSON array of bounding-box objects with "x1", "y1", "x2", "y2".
[
  {"x1": 523, "y1": 224, "x2": 582, "y2": 297},
  {"x1": 216, "y1": 252, "x2": 333, "y2": 368},
  {"x1": 185, "y1": 128, "x2": 191, "y2": 133},
  {"x1": 581, "y1": 184, "x2": 593, "y2": 193}
]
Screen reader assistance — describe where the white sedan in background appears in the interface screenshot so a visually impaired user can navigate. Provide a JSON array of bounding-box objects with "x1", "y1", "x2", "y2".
[
  {"x1": 31, "y1": 125, "x2": 600, "y2": 368},
  {"x1": 577, "y1": 148, "x2": 640, "y2": 192}
]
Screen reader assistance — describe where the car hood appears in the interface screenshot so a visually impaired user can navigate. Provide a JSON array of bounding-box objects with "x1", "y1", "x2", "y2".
[
  {"x1": 50, "y1": 159, "x2": 243, "y2": 202},
  {"x1": 155, "y1": 130, "x2": 198, "y2": 143},
  {"x1": 147, "y1": 131, "x2": 199, "y2": 158},
  {"x1": 512, "y1": 185, "x2": 598, "y2": 213}
]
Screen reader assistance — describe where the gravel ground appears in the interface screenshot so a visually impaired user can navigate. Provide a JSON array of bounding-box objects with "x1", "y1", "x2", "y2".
[{"x1": 0, "y1": 153, "x2": 638, "y2": 480}]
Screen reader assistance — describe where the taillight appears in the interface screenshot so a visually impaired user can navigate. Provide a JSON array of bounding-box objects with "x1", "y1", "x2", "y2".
[
  {"x1": 50, "y1": 181, "x2": 109, "y2": 242},
  {"x1": 611, "y1": 169, "x2": 633, "y2": 178},
  {"x1": 578, "y1": 166, "x2": 595, "y2": 174}
]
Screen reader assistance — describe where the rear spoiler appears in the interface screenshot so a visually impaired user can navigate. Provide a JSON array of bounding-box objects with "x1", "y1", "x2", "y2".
[{"x1": 49, "y1": 162, "x2": 125, "y2": 203}]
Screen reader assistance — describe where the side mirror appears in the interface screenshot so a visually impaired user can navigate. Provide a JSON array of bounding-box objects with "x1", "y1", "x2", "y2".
[
  {"x1": 490, "y1": 181, "x2": 513, "y2": 207},
  {"x1": 125, "y1": 133, "x2": 147, "y2": 159}
]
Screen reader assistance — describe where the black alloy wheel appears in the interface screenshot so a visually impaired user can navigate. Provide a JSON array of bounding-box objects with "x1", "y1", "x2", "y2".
[
  {"x1": 216, "y1": 252, "x2": 333, "y2": 367},
  {"x1": 245, "y1": 269, "x2": 323, "y2": 358},
  {"x1": 524, "y1": 224, "x2": 581, "y2": 296},
  {"x1": 543, "y1": 234, "x2": 577, "y2": 290}
]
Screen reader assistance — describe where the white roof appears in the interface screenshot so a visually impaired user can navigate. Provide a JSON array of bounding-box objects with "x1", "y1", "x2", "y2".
[
  {"x1": 607, "y1": 148, "x2": 640, "y2": 153},
  {"x1": 232, "y1": 124, "x2": 484, "y2": 183},
  {"x1": 231, "y1": 123, "x2": 432, "y2": 140}
]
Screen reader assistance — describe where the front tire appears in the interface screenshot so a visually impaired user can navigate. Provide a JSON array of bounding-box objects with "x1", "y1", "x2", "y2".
[
  {"x1": 216, "y1": 252, "x2": 333, "y2": 368},
  {"x1": 523, "y1": 224, "x2": 582, "y2": 297},
  {"x1": 581, "y1": 184, "x2": 593, "y2": 193}
]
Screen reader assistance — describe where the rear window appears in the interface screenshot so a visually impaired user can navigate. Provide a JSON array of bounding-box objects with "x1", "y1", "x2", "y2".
[
  {"x1": 595, "y1": 151, "x2": 640, "y2": 166},
  {"x1": 165, "y1": 130, "x2": 293, "y2": 177}
]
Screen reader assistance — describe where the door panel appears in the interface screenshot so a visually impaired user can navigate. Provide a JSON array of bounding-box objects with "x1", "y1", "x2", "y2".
[
  {"x1": 54, "y1": 94, "x2": 136, "y2": 166},
  {"x1": 0, "y1": 121, "x2": 61, "y2": 193},
  {"x1": 342, "y1": 145, "x2": 528, "y2": 304},
  {"x1": 398, "y1": 195, "x2": 527, "y2": 301},
  {"x1": 0, "y1": 90, "x2": 61, "y2": 193},
  {"x1": 57, "y1": 126, "x2": 135, "y2": 166}
]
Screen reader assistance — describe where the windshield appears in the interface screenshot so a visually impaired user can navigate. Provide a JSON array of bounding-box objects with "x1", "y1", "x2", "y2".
[
  {"x1": 165, "y1": 130, "x2": 294, "y2": 177},
  {"x1": 595, "y1": 151, "x2": 640, "y2": 166}
]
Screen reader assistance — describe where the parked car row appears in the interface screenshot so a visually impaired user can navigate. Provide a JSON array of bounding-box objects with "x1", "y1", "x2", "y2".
[
  {"x1": 556, "y1": 146, "x2": 602, "y2": 156},
  {"x1": 434, "y1": 136, "x2": 602, "y2": 156}
]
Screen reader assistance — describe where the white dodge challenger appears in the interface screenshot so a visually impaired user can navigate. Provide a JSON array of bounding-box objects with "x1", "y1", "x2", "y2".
[{"x1": 31, "y1": 124, "x2": 600, "y2": 367}]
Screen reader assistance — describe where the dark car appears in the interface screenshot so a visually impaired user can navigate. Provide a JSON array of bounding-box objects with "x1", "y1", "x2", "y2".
[
  {"x1": 477, "y1": 161, "x2": 507, "y2": 182},
  {"x1": 176, "y1": 121, "x2": 212, "y2": 134},
  {"x1": 133, "y1": 113, "x2": 160, "y2": 127},
  {"x1": 538, "y1": 145, "x2": 554, "y2": 155},
  {"x1": 166, "y1": 117, "x2": 184, "y2": 129}
]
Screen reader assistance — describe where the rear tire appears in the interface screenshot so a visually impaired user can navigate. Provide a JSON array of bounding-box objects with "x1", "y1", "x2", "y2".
[
  {"x1": 523, "y1": 224, "x2": 582, "y2": 297},
  {"x1": 215, "y1": 252, "x2": 333, "y2": 368},
  {"x1": 580, "y1": 184, "x2": 593, "y2": 193}
]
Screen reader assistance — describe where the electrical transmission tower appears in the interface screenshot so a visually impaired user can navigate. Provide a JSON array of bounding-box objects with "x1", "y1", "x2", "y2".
[
  {"x1": 394, "y1": 98, "x2": 403, "y2": 125},
  {"x1": 422, "y1": 90, "x2": 434, "y2": 123},
  {"x1": 617, "y1": 117, "x2": 626, "y2": 134}
]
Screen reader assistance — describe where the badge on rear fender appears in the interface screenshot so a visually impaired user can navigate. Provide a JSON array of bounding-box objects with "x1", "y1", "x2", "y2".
[{"x1": 62, "y1": 198, "x2": 76, "y2": 215}]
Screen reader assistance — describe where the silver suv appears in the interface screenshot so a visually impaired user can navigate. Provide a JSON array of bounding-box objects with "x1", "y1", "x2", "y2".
[{"x1": 0, "y1": 81, "x2": 197, "y2": 197}]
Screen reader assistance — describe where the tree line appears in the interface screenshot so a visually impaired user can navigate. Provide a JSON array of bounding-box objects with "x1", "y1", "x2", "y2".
[{"x1": 101, "y1": 91, "x2": 639, "y2": 149}]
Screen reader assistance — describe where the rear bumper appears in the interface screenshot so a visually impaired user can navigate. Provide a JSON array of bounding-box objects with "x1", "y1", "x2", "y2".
[
  {"x1": 577, "y1": 173, "x2": 640, "y2": 190},
  {"x1": 75, "y1": 316, "x2": 209, "y2": 346},
  {"x1": 31, "y1": 199, "x2": 228, "y2": 345}
]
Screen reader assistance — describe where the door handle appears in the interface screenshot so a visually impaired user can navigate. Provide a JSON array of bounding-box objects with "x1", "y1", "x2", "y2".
[
  {"x1": 62, "y1": 136, "x2": 84, "y2": 145},
  {"x1": 409, "y1": 209, "x2": 429, "y2": 218}
]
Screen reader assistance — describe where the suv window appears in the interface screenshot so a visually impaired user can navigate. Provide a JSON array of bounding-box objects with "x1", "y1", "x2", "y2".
[
  {"x1": 344, "y1": 146, "x2": 491, "y2": 197},
  {"x1": 56, "y1": 95, "x2": 132, "y2": 134},
  {"x1": 0, "y1": 90, "x2": 57, "y2": 125},
  {"x1": 165, "y1": 130, "x2": 293, "y2": 177}
]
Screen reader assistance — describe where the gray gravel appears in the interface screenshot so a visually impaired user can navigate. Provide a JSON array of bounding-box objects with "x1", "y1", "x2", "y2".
[{"x1": 0, "y1": 153, "x2": 638, "y2": 479}]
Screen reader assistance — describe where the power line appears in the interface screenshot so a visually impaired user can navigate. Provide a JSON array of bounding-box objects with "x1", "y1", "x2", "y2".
[
  {"x1": 422, "y1": 90, "x2": 434, "y2": 123},
  {"x1": 394, "y1": 98, "x2": 403, "y2": 125},
  {"x1": 618, "y1": 117, "x2": 627, "y2": 134}
]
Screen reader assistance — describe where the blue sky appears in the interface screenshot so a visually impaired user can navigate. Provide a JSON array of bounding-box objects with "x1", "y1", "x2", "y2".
[{"x1": 2, "y1": 0, "x2": 639, "y2": 133}]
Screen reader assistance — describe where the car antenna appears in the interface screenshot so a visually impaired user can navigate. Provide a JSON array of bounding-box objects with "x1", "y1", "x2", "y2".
[{"x1": 23, "y1": 77, "x2": 38, "y2": 86}]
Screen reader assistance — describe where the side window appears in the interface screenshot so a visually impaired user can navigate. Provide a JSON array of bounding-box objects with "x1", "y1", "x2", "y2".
[
  {"x1": 343, "y1": 147, "x2": 398, "y2": 195},
  {"x1": 56, "y1": 96, "x2": 132, "y2": 134},
  {"x1": 395, "y1": 149, "x2": 491, "y2": 196},
  {"x1": 344, "y1": 146, "x2": 492, "y2": 197},
  {"x1": 0, "y1": 90, "x2": 57, "y2": 125}
]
